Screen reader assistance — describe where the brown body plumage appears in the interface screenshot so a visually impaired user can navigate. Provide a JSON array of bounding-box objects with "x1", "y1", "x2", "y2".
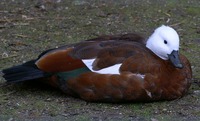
[{"x1": 2, "y1": 27, "x2": 192, "y2": 102}]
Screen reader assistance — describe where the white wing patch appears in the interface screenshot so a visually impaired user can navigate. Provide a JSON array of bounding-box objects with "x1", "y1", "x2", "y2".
[{"x1": 82, "y1": 59, "x2": 121, "y2": 74}]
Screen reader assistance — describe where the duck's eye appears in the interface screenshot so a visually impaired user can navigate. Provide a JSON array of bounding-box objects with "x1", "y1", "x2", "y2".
[{"x1": 164, "y1": 40, "x2": 167, "y2": 44}]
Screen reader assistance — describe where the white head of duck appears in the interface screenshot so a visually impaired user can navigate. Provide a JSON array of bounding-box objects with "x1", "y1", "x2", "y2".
[{"x1": 146, "y1": 25, "x2": 183, "y2": 68}]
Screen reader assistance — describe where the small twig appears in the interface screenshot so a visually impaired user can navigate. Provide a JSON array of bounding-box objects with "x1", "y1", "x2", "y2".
[
  {"x1": 1, "y1": 54, "x2": 18, "y2": 60},
  {"x1": 13, "y1": 34, "x2": 29, "y2": 38},
  {"x1": 4, "y1": 17, "x2": 11, "y2": 23},
  {"x1": 170, "y1": 21, "x2": 185, "y2": 27},
  {"x1": 17, "y1": 22, "x2": 29, "y2": 26},
  {"x1": 164, "y1": 12, "x2": 171, "y2": 17},
  {"x1": 60, "y1": 112, "x2": 79, "y2": 117},
  {"x1": 166, "y1": 18, "x2": 170, "y2": 23}
]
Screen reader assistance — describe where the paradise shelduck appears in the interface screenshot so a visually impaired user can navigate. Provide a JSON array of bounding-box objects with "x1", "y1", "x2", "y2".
[{"x1": 1, "y1": 25, "x2": 192, "y2": 102}]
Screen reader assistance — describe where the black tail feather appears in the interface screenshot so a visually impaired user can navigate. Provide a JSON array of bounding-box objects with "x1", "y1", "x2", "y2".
[{"x1": 2, "y1": 60, "x2": 51, "y2": 83}]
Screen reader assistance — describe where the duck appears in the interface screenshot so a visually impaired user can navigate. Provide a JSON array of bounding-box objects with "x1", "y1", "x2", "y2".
[{"x1": 1, "y1": 25, "x2": 192, "y2": 102}]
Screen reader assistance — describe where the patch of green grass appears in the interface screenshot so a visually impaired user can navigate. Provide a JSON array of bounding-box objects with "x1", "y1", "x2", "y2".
[
  {"x1": 185, "y1": 6, "x2": 200, "y2": 16},
  {"x1": 74, "y1": 115, "x2": 91, "y2": 121},
  {"x1": 128, "y1": 103, "x2": 154, "y2": 120}
]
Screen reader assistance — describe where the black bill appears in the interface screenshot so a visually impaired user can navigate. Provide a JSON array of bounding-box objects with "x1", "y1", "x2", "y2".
[{"x1": 168, "y1": 50, "x2": 183, "y2": 69}]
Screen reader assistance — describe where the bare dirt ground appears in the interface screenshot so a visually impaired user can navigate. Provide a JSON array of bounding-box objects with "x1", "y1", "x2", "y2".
[{"x1": 0, "y1": 0, "x2": 200, "y2": 121}]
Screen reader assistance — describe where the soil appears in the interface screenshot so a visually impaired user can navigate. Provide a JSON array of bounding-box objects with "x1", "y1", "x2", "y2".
[{"x1": 0, "y1": 0, "x2": 200, "y2": 121}]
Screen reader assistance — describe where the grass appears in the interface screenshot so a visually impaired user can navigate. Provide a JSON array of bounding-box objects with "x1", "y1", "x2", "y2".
[{"x1": 0, "y1": 0, "x2": 200, "y2": 120}]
